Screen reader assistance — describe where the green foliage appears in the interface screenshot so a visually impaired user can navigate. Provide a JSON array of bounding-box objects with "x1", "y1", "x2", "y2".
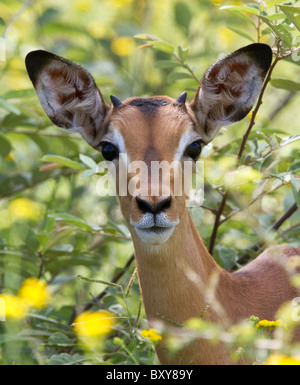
[{"x1": 0, "y1": 0, "x2": 299, "y2": 365}]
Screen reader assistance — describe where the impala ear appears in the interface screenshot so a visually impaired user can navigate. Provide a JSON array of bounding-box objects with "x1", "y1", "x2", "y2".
[
  {"x1": 25, "y1": 50, "x2": 109, "y2": 147},
  {"x1": 191, "y1": 43, "x2": 272, "y2": 143}
]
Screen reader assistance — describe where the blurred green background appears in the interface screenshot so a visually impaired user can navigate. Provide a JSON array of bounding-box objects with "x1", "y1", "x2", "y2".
[{"x1": 0, "y1": 0, "x2": 299, "y2": 365}]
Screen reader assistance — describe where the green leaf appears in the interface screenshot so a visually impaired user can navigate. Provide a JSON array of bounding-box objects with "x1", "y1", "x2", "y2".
[
  {"x1": 79, "y1": 154, "x2": 97, "y2": 170},
  {"x1": 134, "y1": 33, "x2": 158, "y2": 41},
  {"x1": 220, "y1": 5, "x2": 260, "y2": 15},
  {"x1": 48, "y1": 332, "x2": 74, "y2": 347},
  {"x1": 291, "y1": 179, "x2": 300, "y2": 207},
  {"x1": 41, "y1": 155, "x2": 85, "y2": 170},
  {"x1": 280, "y1": 135, "x2": 300, "y2": 147},
  {"x1": 151, "y1": 41, "x2": 175, "y2": 54},
  {"x1": 267, "y1": 13, "x2": 286, "y2": 21},
  {"x1": 81, "y1": 169, "x2": 97, "y2": 178},
  {"x1": 43, "y1": 228, "x2": 74, "y2": 251},
  {"x1": 3, "y1": 89, "x2": 36, "y2": 99},
  {"x1": 48, "y1": 353, "x2": 87, "y2": 365},
  {"x1": 279, "y1": 5, "x2": 300, "y2": 32},
  {"x1": 227, "y1": 27, "x2": 255, "y2": 42},
  {"x1": 289, "y1": 161, "x2": 300, "y2": 172},
  {"x1": 49, "y1": 212, "x2": 96, "y2": 231},
  {"x1": 215, "y1": 246, "x2": 238, "y2": 270},
  {"x1": 155, "y1": 60, "x2": 183, "y2": 69},
  {"x1": 27, "y1": 313, "x2": 63, "y2": 325},
  {"x1": 266, "y1": 0, "x2": 288, "y2": 7},
  {"x1": 167, "y1": 72, "x2": 194, "y2": 83},
  {"x1": 177, "y1": 45, "x2": 190, "y2": 62},
  {"x1": 0, "y1": 134, "x2": 12, "y2": 158},
  {"x1": 271, "y1": 78, "x2": 300, "y2": 92},
  {"x1": 0, "y1": 98, "x2": 21, "y2": 115},
  {"x1": 45, "y1": 255, "x2": 100, "y2": 271},
  {"x1": 223, "y1": 10, "x2": 257, "y2": 27},
  {"x1": 174, "y1": 2, "x2": 192, "y2": 34},
  {"x1": 260, "y1": 16, "x2": 293, "y2": 47}
]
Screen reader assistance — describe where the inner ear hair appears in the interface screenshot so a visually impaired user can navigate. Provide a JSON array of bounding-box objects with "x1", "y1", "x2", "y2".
[
  {"x1": 191, "y1": 43, "x2": 273, "y2": 143},
  {"x1": 25, "y1": 50, "x2": 109, "y2": 146}
]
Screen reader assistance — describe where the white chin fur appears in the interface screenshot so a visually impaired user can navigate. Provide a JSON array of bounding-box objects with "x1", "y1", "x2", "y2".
[{"x1": 134, "y1": 226, "x2": 175, "y2": 245}]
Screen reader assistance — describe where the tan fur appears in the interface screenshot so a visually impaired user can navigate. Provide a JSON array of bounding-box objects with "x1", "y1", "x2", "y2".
[
  {"x1": 26, "y1": 45, "x2": 298, "y2": 365},
  {"x1": 105, "y1": 106, "x2": 300, "y2": 364},
  {"x1": 132, "y1": 209, "x2": 300, "y2": 364}
]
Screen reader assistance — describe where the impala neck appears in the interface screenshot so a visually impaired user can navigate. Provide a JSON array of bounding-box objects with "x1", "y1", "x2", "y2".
[
  {"x1": 131, "y1": 211, "x2": 225, "y2": 327},
  {"x1": 130, "y1": 211, "x2": 300, "y2": 364}
]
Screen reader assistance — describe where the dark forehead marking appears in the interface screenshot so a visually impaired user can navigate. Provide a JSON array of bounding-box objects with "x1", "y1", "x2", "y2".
[
  {"x1": 143, "y1": 145, "x2": 160, "y2": 166},
  {"x1": 127, "y1": 98, "x2": 170, "y2": 114}
]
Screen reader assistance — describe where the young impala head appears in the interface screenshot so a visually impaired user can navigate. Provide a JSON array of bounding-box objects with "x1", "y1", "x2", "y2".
[{"x1": 26, "y1": 43, "x2": 272, "y2": 246}]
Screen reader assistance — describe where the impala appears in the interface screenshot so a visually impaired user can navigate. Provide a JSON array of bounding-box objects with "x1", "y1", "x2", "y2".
[{"x1": 26, "y1": 43, "x2": 300, "y2": 364}]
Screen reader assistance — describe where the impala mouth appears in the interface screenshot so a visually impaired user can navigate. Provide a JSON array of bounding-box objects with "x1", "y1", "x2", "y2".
[
  {"x1": 134, "y1": 225, "x2": 176, "y2": 245},
  {"x1": 130, "y1": 213, "x2": 179, "y2": 244}
]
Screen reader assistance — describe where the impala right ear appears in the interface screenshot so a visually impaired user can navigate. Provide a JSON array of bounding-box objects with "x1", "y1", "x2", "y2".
[
  {"x1": 191, "y1": 43, "x2": 273, "y2": 143},
  {"x1": 25, "y1": 50, "x2": 109, "y2": 147}
]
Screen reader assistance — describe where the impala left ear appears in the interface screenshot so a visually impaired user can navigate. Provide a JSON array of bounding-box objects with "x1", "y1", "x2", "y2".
[
  {"x1": 25, "y1": 50, "x2": 109, "y2": 147},
  {"x1": 190, "y1": 43, "x2": 272, "y2": 143}
]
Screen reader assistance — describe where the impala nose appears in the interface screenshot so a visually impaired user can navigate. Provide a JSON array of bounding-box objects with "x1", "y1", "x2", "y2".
[{"x1": 136, "y1": 195, "x2": 172, "y2": 215}]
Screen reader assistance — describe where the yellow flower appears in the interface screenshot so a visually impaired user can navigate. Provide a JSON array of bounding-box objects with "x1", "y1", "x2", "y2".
[
  {"x1": 217, "y1": 27, "x2": 235, "y2": 49},
  {"x1": 265, "y1": 354, "x2": 300, "y2": 365},
  {"x1": 111, "y1": 37, "x2": 135, "y2": 57},
  {"x1": 111, "y1": 0, "x2": 134, "y2": 8},
  {"x1": 141, "y1": 328, "x2": 162, "y2": 343},
  {"x1": 18, "y1": 278, "x2": 50, "y2": 309},
  {"x1": 76, "y1": 0, "x2": 91, "y2": 11},
  {"x1": 256, "y1": 319, "x2": 282, "y2": 330},
  {"x1": 87, "y1": 21, "x2": 113, "y2": 39},
  {"x1": 0, "y1": 293, "x2": 29, "y2": 320},
  {"x1": 73, "y1": 310, "x2": 114, "y2": 337},
  {"x1": 5, "y1": 152, "x2": 14, "y2": 162},
  {"x1": 8, "y1": 198, "x2": 45, "y2": 221}
]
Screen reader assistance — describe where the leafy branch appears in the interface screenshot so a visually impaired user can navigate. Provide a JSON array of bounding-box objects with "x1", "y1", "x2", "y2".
[{"x1": 209, "y1": 37, "x2": 299, "y2": 256}]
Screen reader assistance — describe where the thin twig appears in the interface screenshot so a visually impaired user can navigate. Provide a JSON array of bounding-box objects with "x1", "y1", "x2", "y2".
[
  {"x1": 2, "y1": 0, "x2": 33, "y2": 39},
  {"x1": 220, "y1": 181, "x2": 287, "y2": 225},
  {"x1": 173, "y1": 52, "x2": 201, "y2": 84},
  {"x1": 209, "y1": 46, "x2": 281, "y2": 255},
  {"x1": 200, "y1": 205, "x2": 218, "y2": 215},
  {"x1": 279, "y1": 221, "x2": 300, "y2": 239},
  {"x1": 209, "y1": 192, "x2": 228, "y2": 254},
  {"x1": 237, "y1": 53, "x2": 280, "y2": 164},
  {"x1": 269, "y1": 92, "x2": 296, "y2": 122},
  {"x1": 69, "y1": 254, "x2": 135, "y2": 324},
  {"x1": 272, "y1": 203, "x2": 298, "y2": 232}
]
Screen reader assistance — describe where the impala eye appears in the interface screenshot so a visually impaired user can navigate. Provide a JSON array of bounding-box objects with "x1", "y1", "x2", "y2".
[
  {"x1": 185, "y1": 140, "x2": 203, "y2": 161},
  {"x1": 100, "y1": 142, "x2": 119, "y2": 161}
]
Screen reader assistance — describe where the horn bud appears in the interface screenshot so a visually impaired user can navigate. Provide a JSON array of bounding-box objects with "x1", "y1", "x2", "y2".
[
  {"x1": 176, "y1": 91, "x2": 187, "y2": 104},
  {"x1": 110, "y1": 95, "x2": 123, "y2": 108}
]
